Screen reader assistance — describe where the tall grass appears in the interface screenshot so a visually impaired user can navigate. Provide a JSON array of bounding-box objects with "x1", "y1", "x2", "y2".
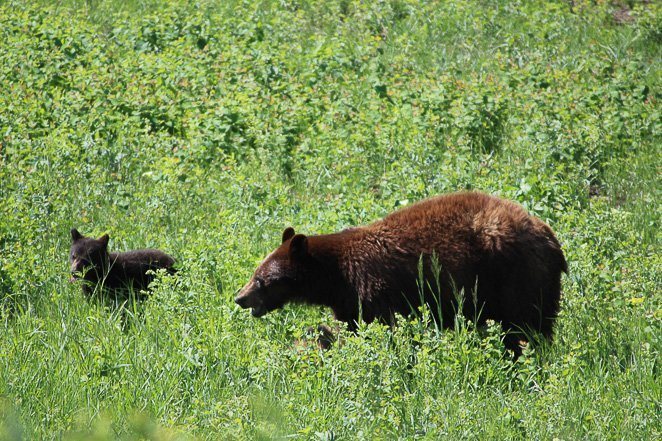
[{"x1": 0, "y1": 0, "x2": 659, "y2": 439}]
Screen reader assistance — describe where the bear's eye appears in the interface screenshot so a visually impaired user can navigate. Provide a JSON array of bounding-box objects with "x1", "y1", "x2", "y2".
[
  {"x1": 255, "y1": 277, "x2": 265, "y2": 288},
  {"x1": 73, "y1": 254, "x2": 90, "y2": 265}
]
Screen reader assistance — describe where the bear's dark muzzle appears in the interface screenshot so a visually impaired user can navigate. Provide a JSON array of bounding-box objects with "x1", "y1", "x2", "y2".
[{"x1": 234, "y1": 294, "x2": 249, "y2": 308}]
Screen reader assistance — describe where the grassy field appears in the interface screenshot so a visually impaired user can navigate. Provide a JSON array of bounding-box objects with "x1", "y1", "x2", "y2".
[{"x1": 0, "y1": 0, "x2": 660, "y2": 439}]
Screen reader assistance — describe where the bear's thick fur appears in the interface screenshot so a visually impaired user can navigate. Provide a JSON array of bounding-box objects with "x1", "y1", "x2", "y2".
[
  {"x1": 69, "y1": 228, "x2": 176, "y2": 300},
  {"x1": 235, "y1": 192, "x2": 567, "y2": 353}
]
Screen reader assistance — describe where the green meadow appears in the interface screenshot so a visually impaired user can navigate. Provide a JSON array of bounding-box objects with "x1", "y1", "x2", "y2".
[{"x1": 0, "y1": 0, "x2": 659, "y2": 439}]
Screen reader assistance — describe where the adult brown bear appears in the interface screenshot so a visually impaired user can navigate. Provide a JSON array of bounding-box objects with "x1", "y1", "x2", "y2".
[{"x1": 235, "y1": 192, "x2": 567, "y2": 354}]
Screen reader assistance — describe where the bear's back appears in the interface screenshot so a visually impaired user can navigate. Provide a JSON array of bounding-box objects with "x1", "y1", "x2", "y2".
[
  {"x1": 106, "y1": 249, "x2": 176, "y2": 292},
  {"x1": 371, "y1": 192, "x2": 531, "y2": 258},
  {"x1": 115, "y1": 249, "x2": 176, "y2": 268},
  {"x1": 380, "y1": 192, "x2": 524, "y2": 228}
]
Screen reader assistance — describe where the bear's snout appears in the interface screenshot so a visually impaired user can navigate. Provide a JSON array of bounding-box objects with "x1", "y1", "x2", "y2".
[
  {"x1": 70, "y1": 259, "x2": 81, "y2": 273},
  {"x1": 235, "y1": 282, "x2": 269, "y2": 317},
  {"x1": 234, "y1": 282, "x2": 258, "y2": 308},
  {"x1": 234, "y1": 292, "x2": 250, "y2": 308},
  {"x1": 70, "y1": 258, "x2": 86, "y2": 278}
]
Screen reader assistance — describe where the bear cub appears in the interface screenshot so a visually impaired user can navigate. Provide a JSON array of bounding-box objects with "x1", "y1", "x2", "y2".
[
  {"x1": 235, "y1": 192, "x2": 567, "y2": 355},
  {"x1": 69, "y1": 228, "x2": 176, "y2": 300}
]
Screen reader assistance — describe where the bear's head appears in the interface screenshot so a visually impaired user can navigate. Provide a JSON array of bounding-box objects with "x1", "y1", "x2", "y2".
[
  {"x1": 235, "y1": 227, "x2": 310, "y2": 318},
  {"x1": 69, "y1": 228, "x2": 110, "y2": 282}
]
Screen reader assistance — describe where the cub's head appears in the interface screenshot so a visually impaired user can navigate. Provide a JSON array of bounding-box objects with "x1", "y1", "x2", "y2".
[
  {"x1": 235, "y1": 227, "x2": 309, "y2": 318},
  {"x1": 69, "y1": 228, "x2": 110, "y2": 281}
]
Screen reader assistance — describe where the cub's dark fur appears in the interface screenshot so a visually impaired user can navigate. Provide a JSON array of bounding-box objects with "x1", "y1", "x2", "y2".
[{"x1": 69, "y1": 228, "x2": 176, "y2": 300}]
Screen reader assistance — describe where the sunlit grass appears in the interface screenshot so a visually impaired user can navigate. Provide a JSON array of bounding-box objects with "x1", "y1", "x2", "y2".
[{"x1": 0, "y1": 0, "x2": 659, "y2": 439}]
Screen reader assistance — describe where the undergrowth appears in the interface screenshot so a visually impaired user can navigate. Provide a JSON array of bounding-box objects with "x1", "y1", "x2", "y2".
[{"x1": 0, "y1": 0, "x2": 659, "y2": 439}]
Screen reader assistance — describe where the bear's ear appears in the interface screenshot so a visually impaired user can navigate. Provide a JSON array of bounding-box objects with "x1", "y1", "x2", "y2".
[
  {"x1": 71, "y1": 228, "x2": 82, "y2": 241},
  {"x1": 98, "y1": 234, "x2": 110, "y2": 247},
  {"x1": 289, "y1": 234, "x2": 308, "y2": 260},
  {"x1": 282, "y1": 227, "x2": 295, "y2": 243}
]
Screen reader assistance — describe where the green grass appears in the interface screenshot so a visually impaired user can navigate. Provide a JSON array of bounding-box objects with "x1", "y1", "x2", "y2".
[{"x1": 0, "y1": 0, "x2": 660, "y2": 439}]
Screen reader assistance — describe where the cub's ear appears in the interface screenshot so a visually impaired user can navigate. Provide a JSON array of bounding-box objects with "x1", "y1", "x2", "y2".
[
  {"x1": 282, "y1": 227, "x2": 295, "y2": 243},
  {"x1": 98, "y1": 234, "x2": 110, "y2": 247},
  {"x1": 289, "y1": 234, "x2": 308, "y2": 260},
  {"x1": 71, "y1": 228, "x2": 82, "y2": 241}
]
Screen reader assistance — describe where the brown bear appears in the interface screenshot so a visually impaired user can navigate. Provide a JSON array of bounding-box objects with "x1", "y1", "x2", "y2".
[
  {"x1": 69, "y1": 228, "x2": 176, "y2": 300},
  {"x1": 234, "y1": 192, "x2": 567, "y2": 354}
]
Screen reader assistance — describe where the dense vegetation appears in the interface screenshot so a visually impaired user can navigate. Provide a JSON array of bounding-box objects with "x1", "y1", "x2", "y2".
[{"x1": 0, "y1": 0, "x2": 659, "y2": 439}]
